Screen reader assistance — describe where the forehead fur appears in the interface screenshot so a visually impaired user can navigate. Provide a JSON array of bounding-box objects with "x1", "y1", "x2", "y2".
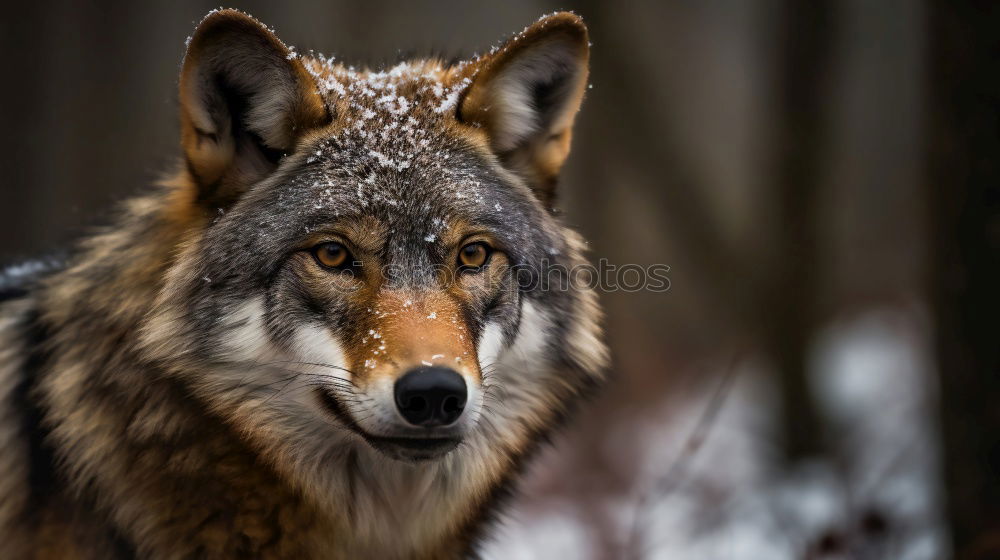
[
  {"x1": 303, "y1": 57, "x2": 476, "y2": 121},
  {"x1": 292, "y1": 56, "x2": 499, "y2": 208},
  {"x1": 291, "y1": 56, "x2": 497, "y2": 206}
]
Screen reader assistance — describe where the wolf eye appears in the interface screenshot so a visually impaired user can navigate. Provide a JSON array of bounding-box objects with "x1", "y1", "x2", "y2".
[
  {"x1": 312, "y1": 242, "x2": 352, "y2": 270},
  {"x1": 458, "y1": 242, "x2": 491, "y2": 271}
]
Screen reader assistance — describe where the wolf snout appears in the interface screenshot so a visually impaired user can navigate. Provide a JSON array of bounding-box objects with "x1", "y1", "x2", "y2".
[{"x1": 394, "y1": 366, "x2": 467, "y2": 427}]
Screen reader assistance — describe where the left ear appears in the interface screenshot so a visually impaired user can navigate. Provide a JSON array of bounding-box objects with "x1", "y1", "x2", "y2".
[
  {"x1": 178, "y1": 9, "x2": 330, "y2": 208},
  {"x1": 459, "y1": 13, "x2": 590, "y2": 207}
]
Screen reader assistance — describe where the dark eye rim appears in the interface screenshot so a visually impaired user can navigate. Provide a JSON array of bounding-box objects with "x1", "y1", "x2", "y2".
[
  {"x1": 457, "y1": 241, "x2": 493, "y2": 273},
  {"x1": 310, "y1": 241, "x2": 358, "y2": 272}
]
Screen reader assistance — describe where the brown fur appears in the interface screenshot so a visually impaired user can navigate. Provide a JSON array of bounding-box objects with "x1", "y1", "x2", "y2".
[{"x1": 0, "y1": 9, "x2": 605, "y2": 559}]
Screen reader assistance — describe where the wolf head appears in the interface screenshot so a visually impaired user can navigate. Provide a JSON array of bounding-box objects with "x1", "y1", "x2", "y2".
[{"x1": 140, "y1": 8, "x2": 605, "y2": 487}]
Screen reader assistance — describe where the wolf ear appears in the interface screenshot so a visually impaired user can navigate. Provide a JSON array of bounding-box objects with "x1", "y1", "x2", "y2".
[
  {"x1": 179, "y1": 10, "x2": 330, "y2": 206},
  {"x1": 459, "y1": 13, "x2": 590, "y2": 208}
]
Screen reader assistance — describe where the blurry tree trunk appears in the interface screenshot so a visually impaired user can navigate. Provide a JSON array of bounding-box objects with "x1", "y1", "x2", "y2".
[
  {"x1": 577, "y1": 0, "x2": 838, "y2": 465},
  {"x1": 927, "y1": 3, "x2": 1000, "y2": 558},
  {"x1": 767, "y1": 0, "x2": 835, "y2": 462}
]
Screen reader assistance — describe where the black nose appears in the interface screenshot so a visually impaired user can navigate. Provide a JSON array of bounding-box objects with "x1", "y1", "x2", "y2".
[{"x1": 394, "y1": 366, "x2": 467, "y2": 427}]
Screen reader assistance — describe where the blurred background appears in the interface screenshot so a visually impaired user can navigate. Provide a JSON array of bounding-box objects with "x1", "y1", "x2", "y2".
[{"x1": 2, "y1": 1, "x2": 997, "y2": 559}]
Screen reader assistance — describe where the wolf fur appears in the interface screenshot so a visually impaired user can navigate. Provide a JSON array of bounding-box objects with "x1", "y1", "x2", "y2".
[{"x1": 0, "y1": 9, "x2": 607, "y2": 559}]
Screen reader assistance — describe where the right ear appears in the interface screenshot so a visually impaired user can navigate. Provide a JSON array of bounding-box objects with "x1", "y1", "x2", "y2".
[
  {"x1": 179, "y1": 9, "x2": 330, "y2": 206},
  {"x1": 458, "y1": 13, "x2": 590, "y2": 209}
]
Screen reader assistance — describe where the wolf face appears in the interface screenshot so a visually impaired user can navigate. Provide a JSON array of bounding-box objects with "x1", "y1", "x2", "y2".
[
  {"x1": 119, "y1": 10, "x2": 607, "y2": 551},
  {"x1": 0, "y1": 9, "x2": 608, "y2": 558}
]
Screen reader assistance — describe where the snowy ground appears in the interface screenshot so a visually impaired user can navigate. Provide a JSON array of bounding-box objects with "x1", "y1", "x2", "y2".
[{"x1": 480, "y1": 306, "x2": 947, "y2": 559}]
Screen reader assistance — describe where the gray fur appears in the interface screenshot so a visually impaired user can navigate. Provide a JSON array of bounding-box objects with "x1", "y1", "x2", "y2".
[{"x1": 0, "y1": 9, "x2": 606, "y2": 559}]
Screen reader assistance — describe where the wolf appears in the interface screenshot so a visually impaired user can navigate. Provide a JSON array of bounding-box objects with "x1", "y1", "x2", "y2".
[{"x1": 0, "y1": 9, "x2": 607, "y2": 559}]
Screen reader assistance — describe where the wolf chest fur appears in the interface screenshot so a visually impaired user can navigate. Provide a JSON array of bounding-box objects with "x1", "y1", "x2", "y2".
[{"x1": 0, "y1": 9, "x2": 607, "y2": 559}]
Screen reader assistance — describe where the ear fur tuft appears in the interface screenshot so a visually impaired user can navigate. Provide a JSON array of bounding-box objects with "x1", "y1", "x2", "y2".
[
  {"x1": 179, "y1": 9, "x2": 330, "y2": 205},
  {"x1": 460, "y1": 13, "x2": 590, "y2": 206}
]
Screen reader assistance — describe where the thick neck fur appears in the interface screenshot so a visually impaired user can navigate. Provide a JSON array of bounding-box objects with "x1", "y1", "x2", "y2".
[
  {"x1": 16, "y1": 188, "x2": 329, "y2": 557},
  {"x1": 14, "y1": 187, "x2": 434, "y2": 558}
]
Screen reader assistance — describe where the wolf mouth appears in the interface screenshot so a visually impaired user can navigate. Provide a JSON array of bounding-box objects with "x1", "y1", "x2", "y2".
[
  {"x1": 364, "y1": 435, "x2": 461, "y2": 459},
  {"x1": 316, "y1": 388, "x2": 461, "y2": 460}
]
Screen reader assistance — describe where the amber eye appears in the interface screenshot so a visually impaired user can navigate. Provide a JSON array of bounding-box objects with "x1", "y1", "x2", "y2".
[
  {"x1": 458, "y1": 242, "x2": 491, "y2": 271},
  {"x1": 312, "y1": 242, "x2": 352, "y2": 270}
]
